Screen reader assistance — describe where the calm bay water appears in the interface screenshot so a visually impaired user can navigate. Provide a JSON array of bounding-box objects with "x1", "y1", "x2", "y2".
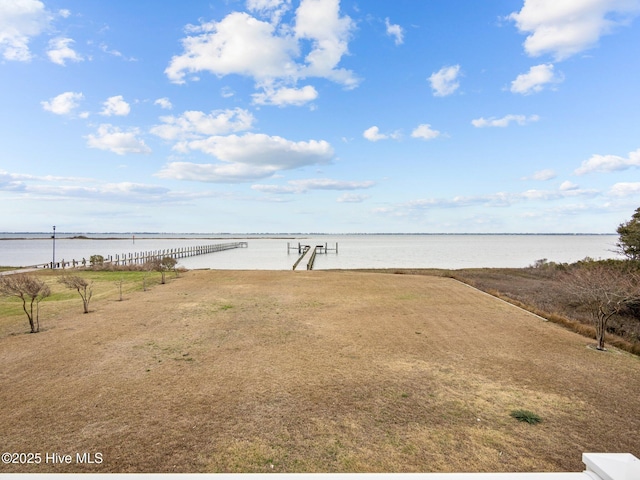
[{"x1": 0, "y1": 233, "x2": 621, "y2": 270}]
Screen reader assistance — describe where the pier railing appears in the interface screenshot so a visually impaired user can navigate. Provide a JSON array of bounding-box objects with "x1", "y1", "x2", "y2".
[
  {"x1": 35, "y1": 242, "x2": 248, "y2": 269},
  {"x1": 307, "y1": 245, "x2": 321, "y2": 270}
]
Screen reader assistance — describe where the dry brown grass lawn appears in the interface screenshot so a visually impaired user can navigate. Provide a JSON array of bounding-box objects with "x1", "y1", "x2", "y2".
[{"x1": 1, "y1": 270, "x2": 639, "y2": 473}]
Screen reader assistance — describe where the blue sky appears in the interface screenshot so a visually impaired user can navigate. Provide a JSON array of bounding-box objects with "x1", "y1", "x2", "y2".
[{"x1": 1, "y1": 0, "x2": 639, "y2": 233}]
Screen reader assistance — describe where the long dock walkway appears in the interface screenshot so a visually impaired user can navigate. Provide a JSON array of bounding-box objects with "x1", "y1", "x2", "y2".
[{"x1": 34, "y1": 242, "x2": 248, "y2": 270}]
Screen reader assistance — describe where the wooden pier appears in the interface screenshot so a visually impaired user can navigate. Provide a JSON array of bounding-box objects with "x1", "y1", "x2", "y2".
[
  {"x1": 288, "y1": 242, "x2": 338, "y2": 270},
  {"x1": 38, "y1": 242, "x2": 248, "y2": 269},
  {"x1": 288, "y1": 242, "x2": 338, "y2": 255},
  {"x1": 291, "y1": 245, "x2": 311, "y2": 270}
]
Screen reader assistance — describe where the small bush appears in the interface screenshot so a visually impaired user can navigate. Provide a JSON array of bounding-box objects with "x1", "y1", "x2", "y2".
[
  {"x1": 510, "y1": 409, "x2": 542, "y2": 424},
  {"x1": 90, "y1": 255, "x2": 104, "y2": 267}
]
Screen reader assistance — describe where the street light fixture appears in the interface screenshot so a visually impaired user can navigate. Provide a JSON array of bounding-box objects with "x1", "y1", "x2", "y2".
[{"x1": 52, "y1": 226, "x2": 56, "y2": 269}]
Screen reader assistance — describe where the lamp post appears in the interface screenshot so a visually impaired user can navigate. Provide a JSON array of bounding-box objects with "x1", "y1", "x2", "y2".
[{"x1": 52, "y1": 226, "x2": 56, "y2": 269}]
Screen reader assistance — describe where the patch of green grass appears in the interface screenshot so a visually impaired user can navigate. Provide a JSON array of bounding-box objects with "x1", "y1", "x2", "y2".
[
  {"x1": 80, "y1": 270, "x2": 163, "y2": 290},
  {"x1": 510, "y1": 409, "x2": 542, "y2": 424},
  {"x1": 0, "y1": 269, "x2": 168, "y2": 328},
  {"x1": 0, "y1": 297, "x2": 27, "y2": 317}
]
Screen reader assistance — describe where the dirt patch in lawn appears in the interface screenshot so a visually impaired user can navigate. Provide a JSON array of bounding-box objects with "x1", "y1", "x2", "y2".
[{"x1": 1, "y1": 270, "x2": 638, "y2": 473}]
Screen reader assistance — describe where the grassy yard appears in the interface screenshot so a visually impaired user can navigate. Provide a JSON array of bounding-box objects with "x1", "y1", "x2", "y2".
[
  {"x1": 0, "y1": 269, "x2": 638, "y2": 473},
  {"x1": 0, "y1": 269, "x2": 170, "y2": 337}
]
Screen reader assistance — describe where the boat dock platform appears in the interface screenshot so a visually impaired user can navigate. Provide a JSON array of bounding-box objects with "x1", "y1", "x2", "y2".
[{"x1": 288, "y1": 242, "x2": 338, "y2": 270}]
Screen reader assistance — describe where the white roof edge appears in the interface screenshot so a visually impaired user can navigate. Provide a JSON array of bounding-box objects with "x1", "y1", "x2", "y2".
[{"x1": 583, "y1": 453, "x2": 640, "y2": 480}]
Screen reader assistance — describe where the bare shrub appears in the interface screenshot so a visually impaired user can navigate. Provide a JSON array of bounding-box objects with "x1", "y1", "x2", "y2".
[
  {"x1": 562, "y1": 262, "x2": 640, "y2": 350},
  {"x1": 116, "y1": 276, "x2": 124, "y2": 301},
  {"x1": 0, "y1": 274, "x2": 51, "y2": 333},
  {"x1": 59, "y1": 274, "x2": 93, "y2": 314}
]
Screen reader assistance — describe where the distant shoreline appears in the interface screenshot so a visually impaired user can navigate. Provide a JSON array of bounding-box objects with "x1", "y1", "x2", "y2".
[
  {"x1": 0, "y1": 232, "x2": 617, "y2": 240},
  {"x1": 0, "y1": 236, "x2": 299, "y2": 241}
]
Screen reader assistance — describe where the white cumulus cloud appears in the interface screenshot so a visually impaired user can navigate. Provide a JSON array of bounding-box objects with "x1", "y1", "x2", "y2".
[
  {"x1": 100, "y1": 95, "x2": 131, "y2": 116},
  {"x1": 609, "y1": 182, "x2": 640, "y2": 197},
  {"x1": 41, "y1": 91, "x2": 84, "y2": 115},
  {"x1": 247, "y1": 0, "x2": 292, "y2": 23},
  {"x1": 150, "y1": 108, "x2": 255, "y2": 141},
  {"x1": 385, "y1": 18, "x2": 404, "y2": 45},
  {"x1": 252, "y1": 84, "x2": 318, "y2": 106},
  {"x1": 510, "y1": 63, "x2": 562, "y2": 95},
  {"x1": 154, "y1": 97, "x2": 173, "y2": 110},
  {"x1": 575, "y1": 148, "x2": 640, "y2": 175},
  {"x1": 559, "y1": 180, "x2": 579, "y2": 191},
  {"x1": 86, "y1": 124, "x2": 151, "y2": 155},
  {"x1": 363, "y1": 126, "x2": 400, "y2": 142},
  {"x1": 186, "y1": 133, "x2": 332, "y2": 167},
  {"x1": 294, "y1": 0, "x2": 357, "y2": 86},
  {"x1": 47, "y1": 37, "x2": 83, "y2": 65},
  {"x1": 509, "y1": 0, "x2": 640, "y2": 61},
  {"x1": 363, "y1": 126, "x2": 383, "y2": 141},
  {"x1": 429, "y1": 65, "x2": 461, "y2": 97},
  {"x1": 411, "y1": 124, "x2": 441, "y2": 140},
  {"x1": 157, "y1": 132, "x2": 334, "y2": 183},
  {"x1": 0, "y1": 0, "x2": 50, "y2": 61},
  {"x1": 166, "y1": 12, "x2": 297, "y2": 83},
  {"x1": 165, "y1": 0, "x2": 358, "y2": 98}
]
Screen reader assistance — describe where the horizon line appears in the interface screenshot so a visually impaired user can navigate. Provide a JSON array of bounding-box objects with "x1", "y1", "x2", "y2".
[{"x1": 0, "y1": 231, "x2": 617, "y2": 236}]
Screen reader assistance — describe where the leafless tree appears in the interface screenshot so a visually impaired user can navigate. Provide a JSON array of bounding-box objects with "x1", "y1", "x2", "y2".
[
  {"x1": 141, "y1": 260, "x2": 156, "y2": 291},
  {"x1": 0, "y1": 273, "x2": 51, "y2": 333},
  {"x1": 116, "y1": 276, "x2": 124, "y2": 301},
  {"x1": 563, "y1": 262, "x2": 639, "y2": 350},
  {"x1": 59, "y1": 274, "x2": 93, "y2": 314}
]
